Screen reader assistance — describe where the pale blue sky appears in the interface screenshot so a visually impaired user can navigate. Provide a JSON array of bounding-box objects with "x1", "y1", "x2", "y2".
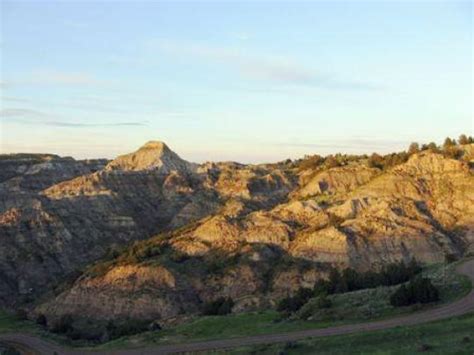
[{"x1": 1, "y1": 0, "x2": 472, "y2": 163}]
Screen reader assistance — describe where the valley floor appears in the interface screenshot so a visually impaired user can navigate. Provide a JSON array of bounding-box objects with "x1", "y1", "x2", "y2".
[
  {"x1": 0, "y1": 258, "x2": 473, "y2": 354},
  {"x1": 231, "y1": 312, "x2": 474, "y2": 355}
]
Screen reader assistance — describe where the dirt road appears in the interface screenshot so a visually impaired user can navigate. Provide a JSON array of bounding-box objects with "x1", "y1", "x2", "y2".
[{"x1": 1, "y1": 259, "x2": 473, "y2": 355}]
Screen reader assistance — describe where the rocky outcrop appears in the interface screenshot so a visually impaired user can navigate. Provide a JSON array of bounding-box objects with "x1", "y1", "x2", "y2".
[
  {"x1": 105, "y1": 141, "x2": 197, "y2": 173},
  {"x1": 294, "y1": 165, "x2": 379, "y2": 199}
]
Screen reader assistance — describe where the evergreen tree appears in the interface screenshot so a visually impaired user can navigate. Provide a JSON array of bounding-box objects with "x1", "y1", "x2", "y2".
[
  {"x1": 408, "y1": 142, "x2": 420, "y2": 155},
  {"x1": 458, "y1": 134, "x2": 469, "y2": 145}
]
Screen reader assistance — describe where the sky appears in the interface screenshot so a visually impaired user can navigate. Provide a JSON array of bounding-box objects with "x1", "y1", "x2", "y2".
[{"x1": 0, "y1": 0, "x2": 472, "y2": 163}]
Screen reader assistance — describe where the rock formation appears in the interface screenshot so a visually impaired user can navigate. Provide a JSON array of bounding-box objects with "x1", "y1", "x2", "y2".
[{"x1": 23, "y1": 143, "x2": 474, "y2": 327}]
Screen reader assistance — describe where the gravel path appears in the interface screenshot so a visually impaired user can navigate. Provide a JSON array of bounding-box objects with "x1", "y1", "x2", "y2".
[{"x1": 1, "y1": 259, "x2": 473, "y2": 355}]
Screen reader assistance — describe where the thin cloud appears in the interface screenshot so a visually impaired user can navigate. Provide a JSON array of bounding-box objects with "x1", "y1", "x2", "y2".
[
  {"x1": 43, "y1": 121, "x2": 147, "y2": 127},
  {"x1": 4, "y1": 70, "x2": 107, "y2": 87},
  {"x1": 0, "y1": 108, "x2": 147, "y2": 127},
  {"x1": 0, "y1": 81, "x2": 13, "y2": 89},
  {"x1": 155, "y1": 40, "x2": 381, "y2": 91},
  {"x1": 0, "y1": 108, "x2": 49, "y2": 118},
  {"x1": 30, "y1": 70, "x2": 104, "y2": 85},
  {"x1": 1, "y1": 96, "x2": 32, "y2": 103},
  {"x1": 274, "y1": 138, "x2": 410, "y2": 153}
]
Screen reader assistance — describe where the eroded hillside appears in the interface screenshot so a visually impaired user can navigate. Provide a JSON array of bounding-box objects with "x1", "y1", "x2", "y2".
[
  {"x1": 0, "y1": 142, "x2": 295, "y2": 307},
  {"x1": 31, "y1": 143, "x2": 474, "y2": 327}
]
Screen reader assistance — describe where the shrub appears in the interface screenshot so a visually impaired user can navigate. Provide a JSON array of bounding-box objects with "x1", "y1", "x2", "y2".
[
  {"x1": 277, "y1": 287, "x2": 313, "y2": 314},
  {"x1": 36, "y1": 314, "x2": 47, "y2": 326},
  {"x1": 313, "y1": 279, "x2": 332, "y2": 296},
  {"x1": 314, "y1": 294, "x2": 332, "y2": 309},
  {"x1": 390, "y1": 277, "x2": 439, "y2": 307},
  {"x1": 408, "y1": 142, "x2": 420, "y2": 155},
  {"x1": 445, "y1": 253, "x2": 458, "y2": 264},
  {"x1": 2, "y1": 346, "x2": 20, "y2": 355},
  {"x1": 105, "y1": 319, "x2": 150, "y2": 339},
  {"x1": 51, "y1": 314, "x2": 74, "y2": 334},
  {"x1": 325, "y1": 156, "x2": 341, "y2": 169},
  {"x1": 317, "y1": 259, "x2": 422, "y2": 295},
  {"x1": 327, "y1": 213, "x2": 344, "y2": 228},
  {"x1": 169, "y1": 249, "x2": 189, "y2": 263},
  {"x1": 14, "y1": 309, "x2": 28, "y2": 321},
  {"x1": 298, "y1": 155, "x2": 324, "y2": 171},
  {"x1": 202, "y1": 297, "x2": 234, "y2": 316},
  {"x1": 443, "y1": 137, "x2": 456, "y2": 150},
  {"x1": 368, "y1": 153, "x2": 384, "y2": 169},
  {"x1": 458, "y1": 134, "x2": 469, "y2": 145}
]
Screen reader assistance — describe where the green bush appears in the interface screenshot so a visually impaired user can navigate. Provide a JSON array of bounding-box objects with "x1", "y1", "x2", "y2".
[
  {"x1": 51, "y1": 314, "x2": 74, "y2": 334},
  {"x1": 105, "y1": 319, "x2": 150, "y2": 339},
  {"x1": 203, "y1": 297, "x2": 235, "y2": 316},
  {"x1": 316, "y1": 259, "x2": 422, "y2": 295},
  {"x1": 314, "y1": 294, "x2": 332, "y2": 309},
  {"x1": 390, "y1": 277, "x2": 439, "y2": 307},
  {"x1": 277, "y1": 287, "x2": 314, "y2": 314},
  {"x1": 14, "y1": 309, "x2": 28, "y2": 321},
  {"x1": 445, "y1": 253, "x2": 458, "y2": 264},
  {"x1": 36, "y1": 314, "x2": 47, "y2": 327}
]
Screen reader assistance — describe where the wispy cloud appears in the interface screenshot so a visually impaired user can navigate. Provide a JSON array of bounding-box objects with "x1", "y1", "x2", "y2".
[
  {"x1": 1, "y1": 96, "x2": 32, "y2": 103},
  {"x1": 41, "y1": 121, "x2": 147, "y2": 127},
  {"x1": 0, "y1": 80, "x2": 13, "y2": 89},
  {"x1": 0, "y1": 108, "x2": 147, "y2": 127},
  {"x1": 2, "y1": 70, "x2": 107, "y2": 88},
  {"x1": 0, "y1": 108, "x2": 49, "y2": 118},
  {"x1": 30, "y1": 70, "x2": 104, "y2": 85},
  {"x1": 154, "y1": 40, "x2": 381, "y2": 91},
  {"x1": 274, "y1": 137, "x2": 410, "y2": 153},
  {"x1": 231, "y1": 32, "x2": 251, "y2": 41}
]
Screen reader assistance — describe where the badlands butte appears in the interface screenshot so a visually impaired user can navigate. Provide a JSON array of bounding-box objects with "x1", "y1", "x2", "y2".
[{"x1": 1, "y1": 138, "x2": 474, "y2": 330}]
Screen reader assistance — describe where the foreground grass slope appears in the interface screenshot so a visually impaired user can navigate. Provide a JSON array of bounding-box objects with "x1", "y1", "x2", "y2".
[
  {"x1": 96, "y1": 260, "x2": 471, "y2": 350},
  {"x1": 230, "y1": 312, "x2": 474, "y2": 354}
]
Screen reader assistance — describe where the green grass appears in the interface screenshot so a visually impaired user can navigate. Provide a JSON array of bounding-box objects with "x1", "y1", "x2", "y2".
[
  {"x1": 94, "y1": 311, "x2": 344, "y2": 350},
  {"x1": 0, "y1": 311, "x2": 36, "y2": 334},
  {"x1": 229, "y1": 312, "x2": 474, "y2": 354}
]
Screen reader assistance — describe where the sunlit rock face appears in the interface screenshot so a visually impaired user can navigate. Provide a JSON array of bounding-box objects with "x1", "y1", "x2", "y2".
[{"x1": 105, "y1": 141, "x2": 198, "y2": 174}]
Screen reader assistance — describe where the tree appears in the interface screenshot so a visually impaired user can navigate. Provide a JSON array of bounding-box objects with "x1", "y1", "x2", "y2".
[
  {"x1": 459, "y1": 134, "x2": 469, "y2": 145},
  {"x1": 390, "y1": 277, "x2": 439, "y2": 307},
  {"x1": 313, "y1": 279, "x2": 332, "y2": 296},
  {"x1": 314, "y1": 294, "x2": 332, "y2": 309},
  {"x1": 51, "y1": 314, "x2": 74, "y2": 334},
  {"x1": 443, "y1": 137, "x2": 455, "y2": 150},
  {"x1": 202, "y1": 297, "x2": 234, "y2": 316},
  {"x1": 427, "y1": 142, "x2": 438, "y2": 152},
  {"x1": 277, "y1": 287, "x2": 314, "y2": 314},
  {"x1": 325, "y1": 155, "x2": 341, "y2": 169},
  {"x1": 408, "y1": 142, "x2": 420, "y2": 155},
  {"x1": 390, "y1": 284, "x2": 411, "y2": 306},
  {"x1": 36, "y1": 314, "x2": 47, "y2": 327},
  {"x1": 368, "y1": 153, "x2": 384, "y2": 169}
]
